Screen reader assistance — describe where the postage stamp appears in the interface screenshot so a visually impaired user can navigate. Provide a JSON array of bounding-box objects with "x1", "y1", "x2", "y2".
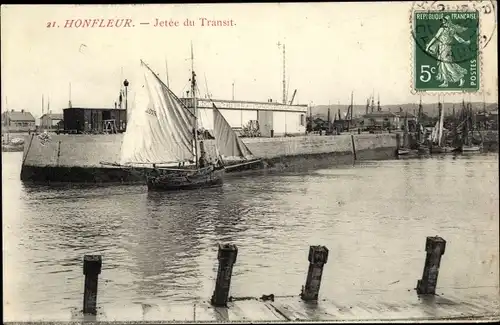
[
  {"x1": 411, "y1": 0, "x2": 497, "y2": 94},
  {"x1": 413, "y1": 10, "x2": 480, "y2": 92}
]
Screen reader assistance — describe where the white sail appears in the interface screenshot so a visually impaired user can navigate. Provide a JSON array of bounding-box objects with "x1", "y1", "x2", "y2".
[
  {"x1": 120, "y1": 61, "x2": 196, "y2": 165},
  {"x1": 431, "y1": 119, "x2": 439, "y2": 143},
  {"x1": 437, "y1": 105, "x2": 445, "y2": 146},
  {"x1": 212, "y1": 104, "x2": 253, "y2": 161}
]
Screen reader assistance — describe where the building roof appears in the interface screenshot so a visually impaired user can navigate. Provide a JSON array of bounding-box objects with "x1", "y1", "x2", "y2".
[
  {"x1": 42, "y1": 113, "x2": 64, "y2": 120},
  {"x1": 63, "y1": 107, "x2": 126, "y2": 111},
  {"x1": 181, "y1": 97, "x2": 308, "y2": 107},
  {"x1": 180, "y1": 97, "x2": 308, "y2": 113},
  {"x1": 3, "y1": 110, "x2": 35, "y2": 121}
]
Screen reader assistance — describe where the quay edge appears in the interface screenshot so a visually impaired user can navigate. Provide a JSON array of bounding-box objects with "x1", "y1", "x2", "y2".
[
  {"x1": 19, "y1": 133, "x2": 396, "y2": 184},
  {"x1": 18, "y1": 131, "x2": 498, "y2": 184}
]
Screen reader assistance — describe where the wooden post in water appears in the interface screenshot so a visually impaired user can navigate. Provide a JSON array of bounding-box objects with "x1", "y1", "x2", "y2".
[
  {"x1": 301, "y1": 245, "x2": 329, "y2": 301},
  {"x1": 416, "y1": 236, "x2": 446, "y2": 295},
  {"x1": 395, "y1": 132, "x2": 401, "y2": 156},
  {"x1": 350, "y1": 134, "x2": 357, "y2": 161},
  {"x1": 56, "y1": 140, "x2": 62, "y2": 166},
  {"x1": 83, "y1": 255, "x2": 102, "y2": 315},
  {"x1": 211, "y1": 244, "x2": 238, "y2": 307}
]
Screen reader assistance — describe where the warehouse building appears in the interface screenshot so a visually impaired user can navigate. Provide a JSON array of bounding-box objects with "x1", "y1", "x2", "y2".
[
  {"x1": 40, "y1": 113, "x2": 64, "y2": 130},
  {"x1": 180, "y1": 98, "x2": 308, "y2": 137},
  {"x1": 62, "y1": 107, "x2": 127, "y2": 134}
]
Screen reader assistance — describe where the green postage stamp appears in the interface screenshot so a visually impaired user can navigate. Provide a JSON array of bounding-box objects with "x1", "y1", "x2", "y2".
[{"x1": 413, "y1": 10, "x2": 480, "y2": 92}]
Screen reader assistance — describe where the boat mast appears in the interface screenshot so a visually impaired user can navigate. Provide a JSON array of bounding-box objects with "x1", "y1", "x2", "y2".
[
  {"x1": 349, "y1": 91, "x2": 353, "y2": 131},
  {"x1": 282, "y1": 43, "x2": 286, "y2": 104},
  {"x1": 191, "y1": 43, "x2": 199, "y2": 168}
]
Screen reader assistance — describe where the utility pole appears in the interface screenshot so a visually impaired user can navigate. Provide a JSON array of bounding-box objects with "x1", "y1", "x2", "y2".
[{"x1": 277, "y1": 41, "x2": 286, "y2": 104}]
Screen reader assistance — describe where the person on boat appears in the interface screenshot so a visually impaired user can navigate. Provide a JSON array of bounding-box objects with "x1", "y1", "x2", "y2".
[
  {"x1": 150, "y1": 163, "x2": 160, "y2": 177},
  {"x1": 215, "y1": 156, "x2": 224, "y2": 168},
  {"x1": 199, "y1": 151, "x2": 209, "y2": 168}
]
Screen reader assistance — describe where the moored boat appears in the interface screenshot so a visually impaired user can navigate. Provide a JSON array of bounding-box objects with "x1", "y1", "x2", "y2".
[
  {"x1": 397, "y1": 111, "x2": 419, "y2": 157},
  {"x1": 456, "y1": 101, "x2": 484, "y2": 154},
  {"x1": 146, "y1": 164, "x2": 225, "y2": 191},
  {"x1": 461, "y1": 145, "x2": 481, "y2": 152},
  {"x1": 429, "y1": 99, "x2": 455, "y2": 155},
  {"x1": 397, "y1": 148, "x2": 411, "y2": 155},
  {"x1": 430, "y1": 145, "x2": 455, "y2": 154},
  {"x1": 118, "y1": 46, "x2": 259, "y2": 192}
]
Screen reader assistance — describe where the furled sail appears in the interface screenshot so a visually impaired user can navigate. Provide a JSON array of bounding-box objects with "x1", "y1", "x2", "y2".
[
  {"x1": 431, "y1": 119, "x2": 439, "y2": 143},
  {"x1": 212, "y1": 104, "x2": 253, "y2": 161},
  {"x1": 403, "y1": 113, "x2": 409, "y2": 147},
  {"x1": 120, "y1": 61, "x2": 196, "y2": 165},
  {"x1": 437, "y1": 105, "x2": 445, "y2": 146}
]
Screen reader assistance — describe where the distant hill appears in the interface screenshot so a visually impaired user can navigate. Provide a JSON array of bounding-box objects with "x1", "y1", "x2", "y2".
[{"x1": 311, "y1": 102, "x2": 498, "y2": 119}]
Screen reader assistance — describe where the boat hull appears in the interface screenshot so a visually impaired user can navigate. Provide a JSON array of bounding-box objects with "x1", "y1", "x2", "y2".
[
  {"x1": 417, "y1": 145, "x2": 430, "y2": 154},
  {"x1": 430, "y1": 146, "x2": 456, "y2": 154},
  {"x1": 461, "y1": 145, "x2": 482, "y2": 152},
  {"x1": 146, "y1": 165, "x2": 225, "y2": 192},
  {"x1": 397, "y1": 148, "x2": 411, "y2": 155}
]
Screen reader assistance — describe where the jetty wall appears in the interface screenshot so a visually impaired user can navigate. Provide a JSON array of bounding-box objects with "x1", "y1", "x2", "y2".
[
  {"x1": 19, "y1": 132, "x2": 397, "y2": 183},
  {"x1": 22, "y1": 133, "x2": 396, "y2": 166},
  {"x1": 18, "y1": 131, "x2": 498, "y2": 183}
]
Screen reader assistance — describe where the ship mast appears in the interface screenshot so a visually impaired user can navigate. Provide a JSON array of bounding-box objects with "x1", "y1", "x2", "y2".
[
  {"x1": 277, "y1": 41, "x2": 286, "y2": 104},
  {"x1": 348, "y1": 91, "x2": 354, "y2": 131},
  {"x1": 191, "y1": 43, "x2": 199, "y2": 168},
  {"x1": 282, "y1": 43, "x2": 286, "y2": 104}
]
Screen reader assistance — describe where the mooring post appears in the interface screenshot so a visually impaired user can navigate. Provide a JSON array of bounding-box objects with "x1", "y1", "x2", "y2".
[
  {"x1": 300, "y1": 245, "x2": 329, "y2": 301},
  {"x1": 396, "y1": 133, "x2": 401, "y2": 150},
  {"x1": 83, "y1": 255, "x2": 102, "y2": 315},
  {"x1": 350, "y1": 134, "x2": 357, "y2": 161},
  {"x1": 211, "y1": 244, "x2": 238, "y2": 307},
  {"x1": 416, "y1": 236, "x2": 446, "y2": 295}
]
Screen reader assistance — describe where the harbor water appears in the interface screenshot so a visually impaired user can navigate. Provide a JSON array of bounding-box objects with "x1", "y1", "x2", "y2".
[{"x1": 3, "y1": 151, "x2": 499, "y2": 321}]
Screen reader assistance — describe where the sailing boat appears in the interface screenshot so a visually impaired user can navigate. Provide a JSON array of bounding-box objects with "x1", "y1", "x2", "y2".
[
  {"x1": 397, "y1": 111, "x2": 412, "y2": 155},
  {"x1": 460, "y1": 102, "x2": 482, "y2": 153},
  {"x1": 119, "y1": 50, "x2": 258, "y2": 190},
  {"x1": 119, "y1": 56, "x2": 226, "y2": 191},
  {"x1": 415, "y1": 96, "x2": 430, "y2": 154},
  {"x1": 429, "y1": 101, "x2": 454, "y2": 154}
]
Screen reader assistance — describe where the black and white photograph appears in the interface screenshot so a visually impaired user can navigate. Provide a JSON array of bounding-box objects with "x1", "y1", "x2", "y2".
[{"x1": 2, "y1": 2, "x2": 498, "y2": 322}]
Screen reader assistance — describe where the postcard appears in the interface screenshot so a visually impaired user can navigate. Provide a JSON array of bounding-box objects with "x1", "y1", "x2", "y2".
[{"x1": 2, "y1": 2, "x2": 498, "y2": 323}]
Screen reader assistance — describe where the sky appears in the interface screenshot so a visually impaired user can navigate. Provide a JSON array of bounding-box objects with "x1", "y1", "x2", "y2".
[{"x1": 1, "y1": 2, "x2": 498, "y2": 117}]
